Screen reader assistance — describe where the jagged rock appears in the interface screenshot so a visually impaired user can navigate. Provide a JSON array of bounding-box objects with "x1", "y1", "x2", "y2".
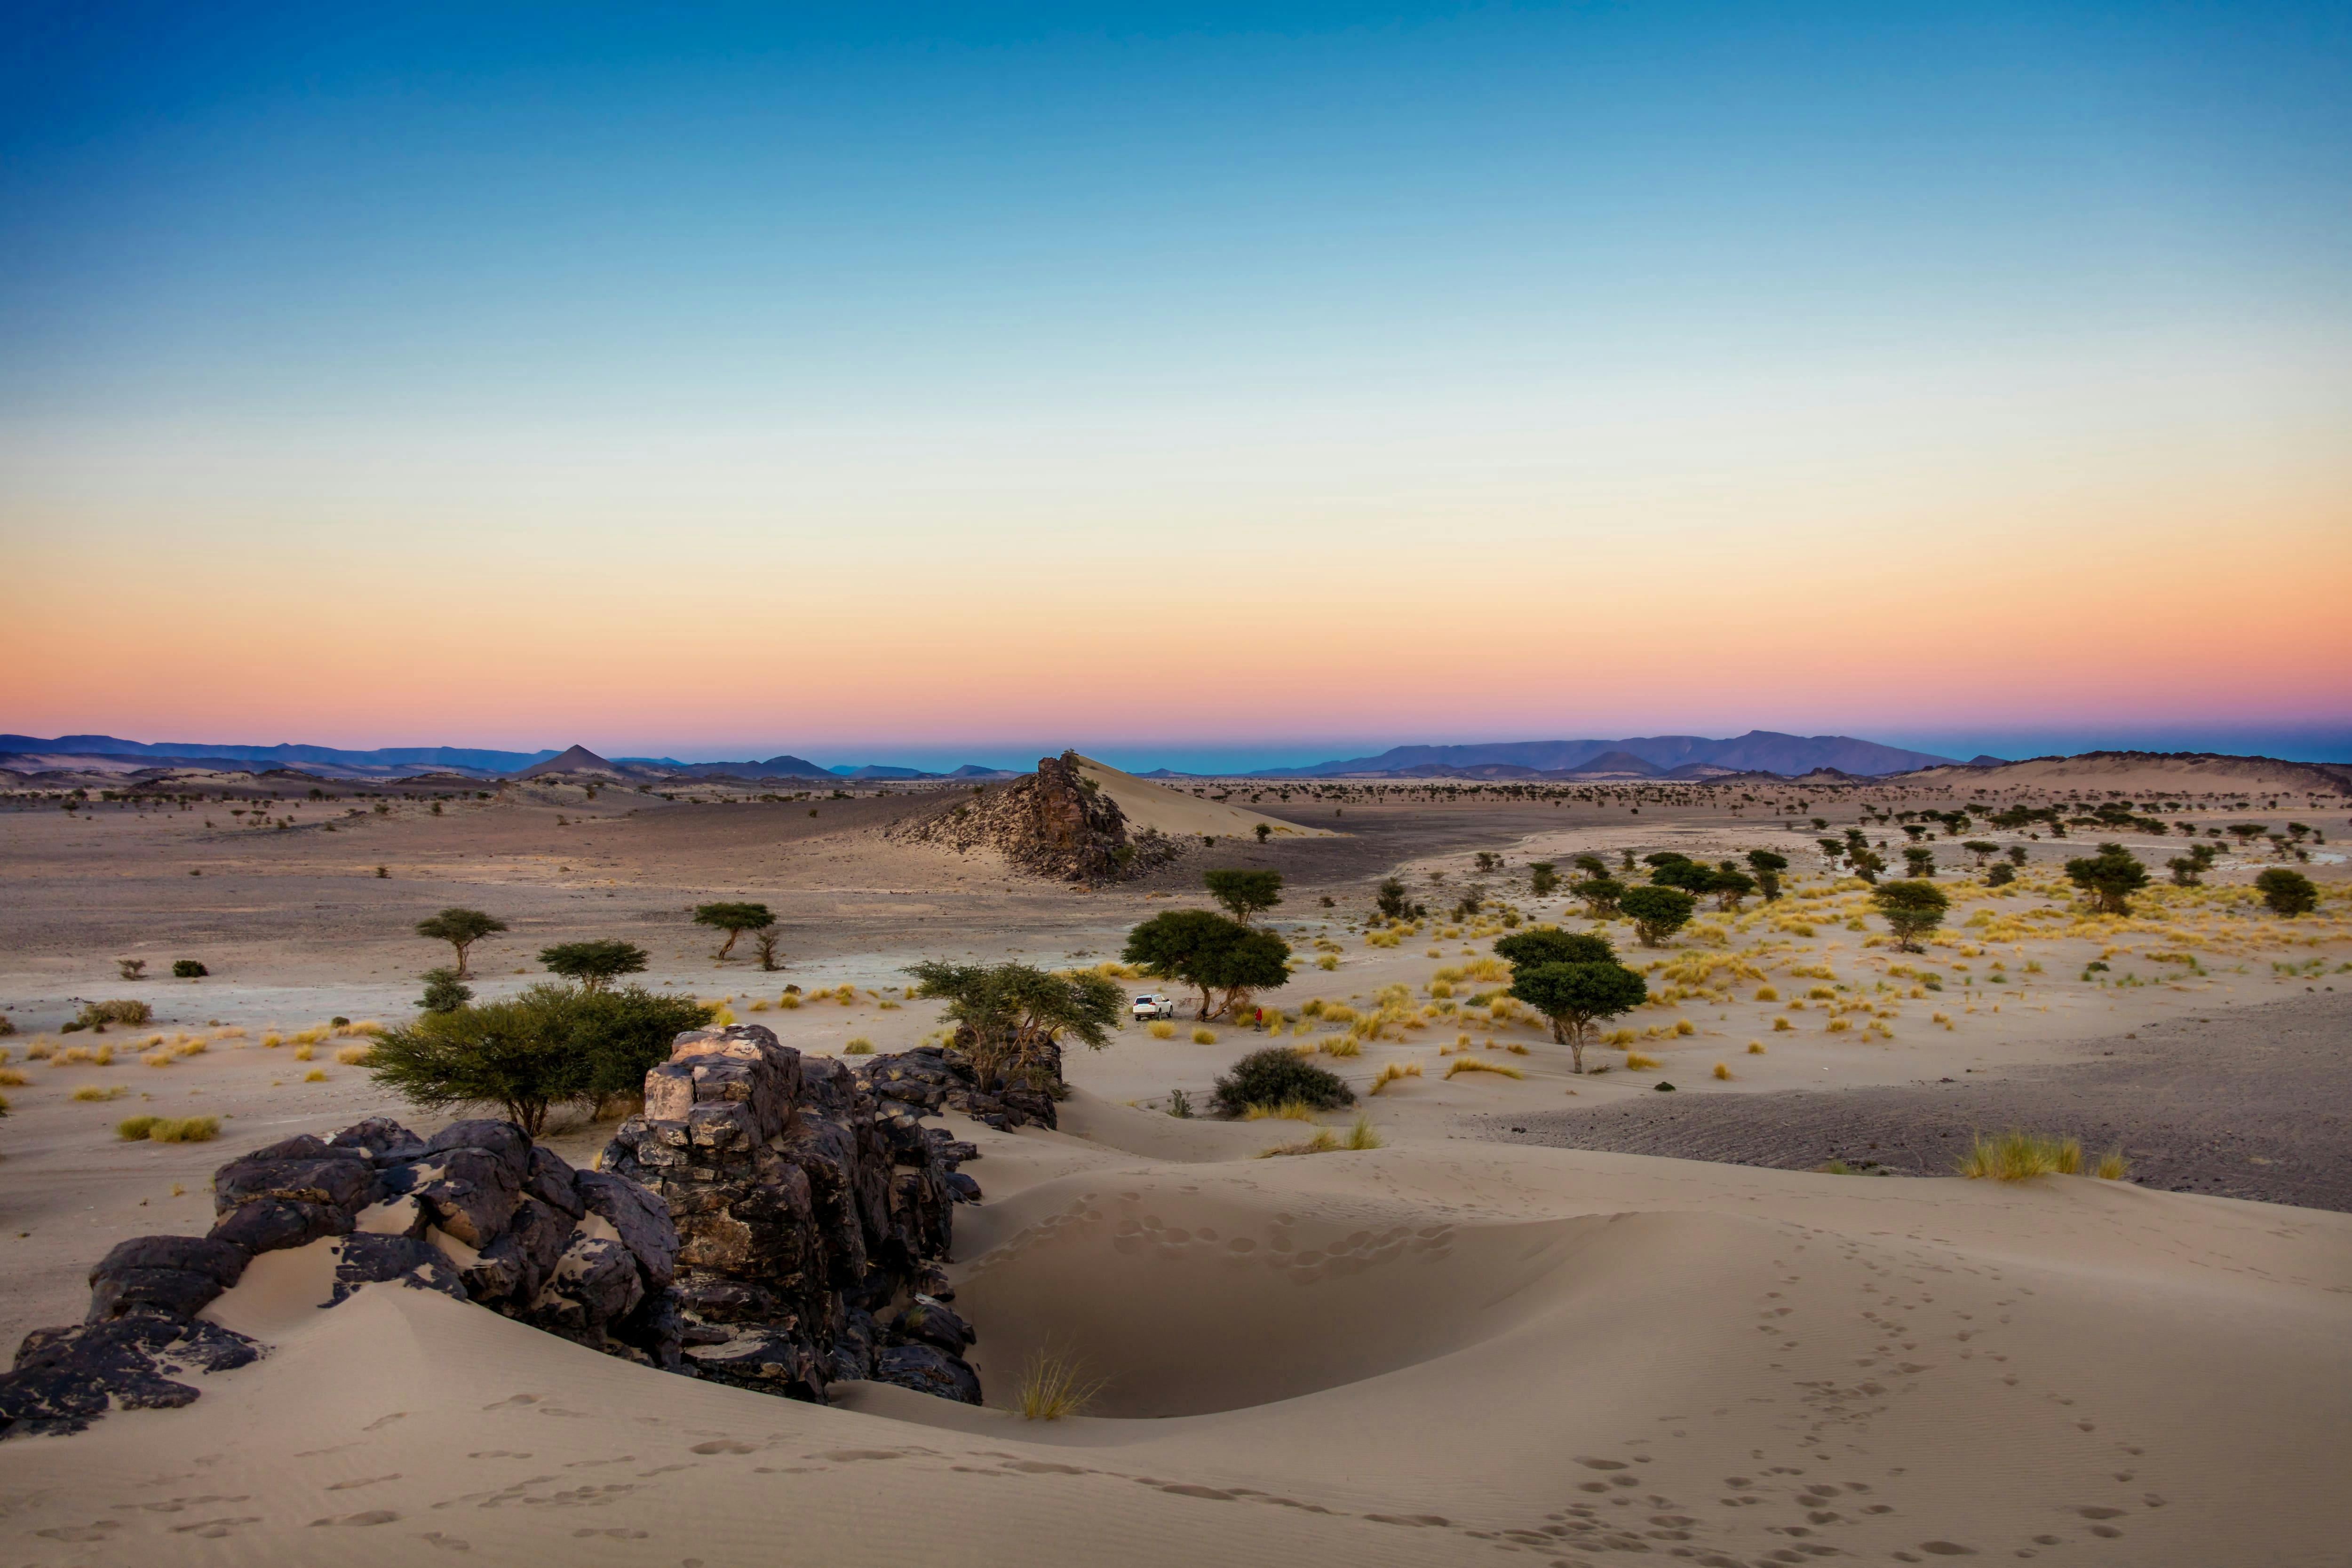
[
  {"x1": 888, "y1": 1299, "x2": 976, "y2": 1354},
  {"x1": 2, "y1": 1114, "x2": 688, "y2": 1441},
  {"x1": 0, "y1": 1316, "x2": 262, "y2": 1439},
  {"x1": 86, "y1": 1236, "x2": 250, "y2": 1323},
  {"x1": 872, "y1": 1343, "x2": 983, "y2": 1405},
  {"x1": 889, "y1": 749, "x2": 1185, "y2": 885},
  {"x1": 602, "y1": 1024, "x2": 981, "y2": 1406},
  {"x1": 327, "y1": 1234, "x2": 469, "y2": 1306}
]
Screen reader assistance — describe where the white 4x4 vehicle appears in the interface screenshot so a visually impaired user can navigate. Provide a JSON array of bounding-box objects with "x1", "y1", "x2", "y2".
[{"x1": 1130, "y1": 992, "x2": 1177, "y2": 1021}]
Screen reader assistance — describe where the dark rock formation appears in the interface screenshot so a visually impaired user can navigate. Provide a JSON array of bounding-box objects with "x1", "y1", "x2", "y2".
[
  {"x1": 889, "y1": 749, "x2": 1184, "y2": 885},
  {"x1": 0, "y1": 1114, "x2": 683, "y2": 1441},
  {"x1": 599, "y1": 1024, "x2": 986, "y2": 1405}
]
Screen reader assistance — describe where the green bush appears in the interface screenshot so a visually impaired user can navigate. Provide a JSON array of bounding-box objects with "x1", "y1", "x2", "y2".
[
  {"x1": 1618, "y1": 886, "x2": 1696, "y2": 946},
  {"x1": 172, "y1": 959, "x2": 208, "y2": 978},
  {"x1": 1211, "y1": 1048, "x2": 1353, "y2": 1118},
  {"x1": 76, "y1": 999, "x2": 153, "y2": 1029},
  {"x1": 2255, "y1": 867, "x2": 2318, "y2": 917},
  {"x1": 369, "y1": 983, "x2": 711, "y2": 1135}
]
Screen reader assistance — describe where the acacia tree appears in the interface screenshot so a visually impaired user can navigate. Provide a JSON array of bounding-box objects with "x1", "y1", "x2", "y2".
[
  {"x1": 906, "y1": 961, "x2": 1122, "y2": 1080},
  {"x1": 1123, "y1": 910, "x2": 1291, "y2": 1020},
  {"x1": 1745, "y1": 849, "x2": 1788, "y2": 902},
  {"x1": 2064, "y1": 844, "x2": 2149, "y2": 916},
  {"x1": 1508, "y1": 961, "x2": 1649, "y2": 1073},
  {"x1": 1571, "y1": 876, "x2": 1625, "y2": 917},
  {"x1": 415, "y1": 907, "x2": 507, "y2": 979},
  {"x1": 1708, "y1": 865, "x2": 1757, "y2": 911},
  {"x1": 1203, "y1": 868, "x2": 1284, "y2": 924},
  {"x1": 1872, "y1": 880, "x2": 1950, "y2": 952},
  {"x1": 1571, "y1": 854, "x2": 1608, "y2": 879},
  {"x1": 694, "y1": 901, "x2": 775, "y2": 960},
  {"x1": 2255, "y1": 867, "x2": 2318, "y2": 917},
  {"x1": 1527, "y1": 861, "x2": 1561, "y2": 897},
  {"x1": 1494, "y1": 929, "x2": 1617, "y2": 969},
  {"x1": 1618, "y1": 886, "x2": 1696, "y2": 946},
  {"x1": 1902, "y1": 847, "x2": 1937, "y2": 879},
  {"x1": 1962, "y1": 840, "x2": 1999, "y2": 866},
  {"x1": 538, "y1": 939, "x2": 649, "y2": 993}
]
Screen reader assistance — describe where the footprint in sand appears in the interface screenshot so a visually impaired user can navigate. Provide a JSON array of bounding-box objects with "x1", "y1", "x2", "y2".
[
  {"x1": 419, "y1": 1531, "x2": 471, "y2": 1551},
  {"x1": 36, "y1": 1524, "x2": 122, "y2": 1542},
  {"x1": 310, "y1": 1510, "x2": 400, "y2": 1526},
  {"x1": 362, "y1": 1411, "x2": 410, "y2": 1431},
  {"x1": 690, "y1": 1440, "x2": 757, "y2": 1454},
  {"x1": 169, "y1": 1517, "x2": 262, "y2": 1538},
  {"x1": 482, "y1": 1394, "x2": 541, "y2": 1410},
  {"x1": 816, "y1": 1449, "x2": 906, "y2": 1463},
  {"x1": 326, "y1": 1475, "x2": 404, "y2": 1490}
]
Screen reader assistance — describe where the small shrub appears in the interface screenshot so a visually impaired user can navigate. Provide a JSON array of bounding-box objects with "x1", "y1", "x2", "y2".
[
  {"x1": 1672, "y1": 1019, "x2": 1695, "y2": 1037},
  {"x1": 1165, "y1": 1089, "x2": 1194, "y2": 1118},
  {"x1": 73, "y1": 1085, "x2": 129, "y2": 1101},
  {"x1": 843, "y1": 1037, "x2": 874, "y2": 1054},
  {"x1": 0, "y1": 1068, "x2": 25, "y2": 1087},
  {"x1": 1772, "y1": 1016, "x2": 1792, "y2": 1032},
  {"x1": 154, "y1": 1115, "x2": 222, "y2": 1141},
  {"x1": 1712, "y1": 1062, "x2": 1731, "y2": 1080},
  {"x1": 2094, "y1": 1149, "x2": 2130, "y2": 1180},
  {"x1": 1147, "y1": 1021, "x2": 1176, "y2": 1039},
  {"x1": 1319, "y1": 1034, "x2": 1360, "y2": 1058},
  {"x1": 1191, "y1": 1027, "x2": 1217, "y2": 1045},
  {"x1": 293, "y1": 1044, "x2": 315, "y2": 1061},
  {"x1": 1256, "y1": 1129, "x2": 1343, "y2": 1157},
  {"x1": 303, "y1": 1069, "x2": 328, "y2": 1082},
  {"x1": 1367, "y1": 1061, "x2": 1422, "y2": 1094},
  {"x1": 334, "y1": 1045, "x2": 373, "y2": 1066},
  {"x1": 1624, "y1": 1052, "x2": 1661, "y2": 1070},
  {"x1": 1343, "y1": 1112, "x2": 1383, "y2": 1150},
  {"x1": 1754, "y1": 985, "x2": 1778, "y2": 1002},
  {"x1": 117, "y1": 958, "x2": 147, "y2": 981},
  {"x1": 1017, "y1": 1344, "x2": 1106, "y2": 1420},
  {"x1": 1212, "y1": 1048, "x2": 1353, "y2": 1117},
  {"x1": 77, "y1": 999, "x2": 153, "y2": 1028},
  {"x1": 1316, "y1": 954, "x2": 1340, "y2": 971},
  {"x1": 117, "y1": 1115, "x2": 160, "y2": 1140},
  {"x1": 1444, "y1": 1056, "x2": 1523, "y2": 1080},
  {"x1": 1746, "y1": 1039, "x2": 1765, "y2": 1054},
  {"x1": 172, "y1": 959, "x2": 208, "y2": 978},
  {"x1": 1955, "y1": 1128, "x2": 2084, "y2": 1181},
  {"x1": 1241, "y1": 1098, "x2": 1322, "y2": 1122}
]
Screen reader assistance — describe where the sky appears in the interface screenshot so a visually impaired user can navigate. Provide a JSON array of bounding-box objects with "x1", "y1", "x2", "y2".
[{"x1": 3, "y1": 1, "x2": 2349, "y2": 773}]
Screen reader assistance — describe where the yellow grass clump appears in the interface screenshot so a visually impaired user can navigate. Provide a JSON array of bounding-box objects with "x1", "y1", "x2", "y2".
[
  {"x1": 261, "y1": 1032, "x2": 284, "y2": 1048},
  {"x1": 843, "y1": 1037, "x2": 874, "y2": 1054},
  {"x1": 1747, "y1": 1040, "x2": 1766, "y2": 1054},
  {"x1": 776, "y1": 992, "x2": 802, "y2": 1009},
  {"x1": 1017, "y1": 1344, "x2": 1106, "y2": 1420},
  {"x1": 1344, "y1": 1112, "x2": 1383, "y2": 1150},
  {"x1": 120, "y1": 1115, "x2": 221, "y2": 1143},
  {"x1": 74, "y1": 1084, "x2": 130, "y2": 1101},
  {"x1": 1319, "y1": 1034, "x2": 1360, "y2": 1058},
  {"x1": 292, "y1": 1044, "x2": 315, "y2": 1061},
  {"x1": 1190, "y1": 1027, "x2": 1217, "y2": 1045},
  {"x1": 1445, "y1": 1056, "x2": 1523, "y2": 1080},
  {"x1": 1956, "y1": 1129, "x2": 2088, "y2": 1181},
  {"x1": 1146, "y1": 1021, "x2": 1176, "y2": 1039},
  {"x1": 1242, "y1": 1099, "x2": 1322, "y2": 1123},
  {"x1": 0, "y1": 1068, "x2": 27, "y2": 1087},
  {"x1": 1755, "y1": 985, "x2": 1779, "y2": 1002},
  {"x1": 1367, "y1": 1061, "x2": 1422, "y2": 1095},
  {"x1": 1712, "y1": 1062, "x2": 1732, "y2": 1080},
  {"x1": 1256, "y1": 1128, "x2": 1343, "y2": 1157},
  {"x1": 334, "y1": 1045, "x2": 373, "y2": 1066},
  {"x1": 1772, "y1": 1016, "x2": 1792, "y2": 1032},
  {"x1": 302, "y1": 1068, "x2": 329, "y2": 1082},
  {"x1": 1624, "y1": 1052, "x2": 1661, "y2": 1070}
]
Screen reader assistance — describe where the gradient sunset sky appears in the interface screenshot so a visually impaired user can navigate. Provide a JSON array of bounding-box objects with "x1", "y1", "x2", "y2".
[{"x1": 4, "y1": 2, "x2": 2348, "y2": 772}]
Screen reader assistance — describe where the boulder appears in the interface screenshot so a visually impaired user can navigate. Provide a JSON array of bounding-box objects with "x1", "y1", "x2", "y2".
[
  {"x1": 0, "y1": 1316, "x2": 262, "y2": 1439},
  {"x1": 86, "y1": 1235, "x2": 250, "y2": 1323},
  {"x1": 871, "y1": 1343, "x2": 983, "y2": 1405}
]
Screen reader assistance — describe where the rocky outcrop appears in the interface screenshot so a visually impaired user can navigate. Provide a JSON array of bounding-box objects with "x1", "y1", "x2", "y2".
[
  {"x1": 599, "y1": 1025, "x2": 984, "y2": 1404},
  {"x1": 0, "y1": 1115, "x2": 682, "y2": 1440},
  {"x1": 891, "y1": 750, "x2": 1184, "y2": 885},
  {"x1": 3, "y1": 1022, "x2": 1008, "y2": 1440}
]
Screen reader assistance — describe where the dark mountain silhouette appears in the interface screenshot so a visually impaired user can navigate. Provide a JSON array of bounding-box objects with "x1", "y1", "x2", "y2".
[
  {"x1": 1254, "y1": 730, "x2": 1955, "y2": 779},
  {"x1": 0, "y1": 733, "x2": 557, "y2": 775},
  {"x1": 513, "y1": 744, "x2": 627, "y2": 780}
]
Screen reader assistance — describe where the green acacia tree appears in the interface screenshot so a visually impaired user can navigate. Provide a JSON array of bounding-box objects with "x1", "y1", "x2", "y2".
[
  {"x1": 1902, "y1": 847, "x2": 1937, "y2": 879},
  {"x1": 1571, "y1": 876, "x2": 1625, "y2": 917},
  {"x1": 1962, "y1": 840, "x2": 1999, "y2": 866},
  {"x1": 1618, "y1": 886, "x2": 1696, "y2": 946},
  {"x1": 1744, "y1": 849, "x2": 1788, "y2": 902},
  {"x1": 1526, "y1": 862, "x2": 1561, "y2": 897},
  {"x1": 2255, "y1": 867, "x2": 2318, "y2": 917},
  {"x1": 1872, "y1": 879, "x2": 1950, "y2": 952},
  {"x1": 1508, "y1": 961, "x2": 1649, "y2": 1073},
  {"x1": 1203, "y1": 868, "x2": 1285, "y2": 924},
  {"x1": 2064, "y1": 844, "x2": 2150, "y2": 916},
  {"x1": 415, "y1": 907, "x2": 508, "y2": 979},
  {"x1": 906, "y1": 961, "x2": 1123, "y2": 1080},
  {"x1": 1494, "y1": 929, "x2": 1617, "y2": 969},
  {"x1": 538, "y1": 939, "x2": 649, "y2": 992},
  {"x1": 693, "y1": 901, "x2": 775, "y2": 960},
  {"x1": 1123, "y1": 909, "x2": 1291, "y2": 1021}
]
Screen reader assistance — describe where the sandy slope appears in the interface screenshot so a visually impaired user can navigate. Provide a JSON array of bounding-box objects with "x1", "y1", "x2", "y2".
[
  {"x1": 6, "y1": 1092, "x2": 2345, "y2": 1566},
  {"x1": 1903, "y1": 754, "x2": 2348, "y2": 796},
  {"x1": 1072, "y1": 754, "x2": 1338, "y2": 840}
]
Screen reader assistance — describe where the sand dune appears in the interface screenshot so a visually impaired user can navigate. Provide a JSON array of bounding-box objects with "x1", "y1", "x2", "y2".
[
  {"x1": 1072, "y1": 754, "x2": 1338, "y2": 841},
  {"x1": 1907, "y1": 752, "x2": 2349, "y2": 796},
  {"x1": 7, "y1": 1083, "x2": 2344, "y2": 1566}
]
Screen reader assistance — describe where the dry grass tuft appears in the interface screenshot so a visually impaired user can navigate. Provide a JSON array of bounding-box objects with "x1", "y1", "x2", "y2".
[
  {"x1": 1146, "y1": 1021, "x2": 1176, "y2": 1039},
  {"x1": 1712, "y1": 1062, "x2": 1732, "y2": 1080},
  {"x1": 1367, "y1": 1061, "x2": 1422, "y2": 1095},
  {"x1": 1747, "y1": 1039, "x2": 1765, "y2": 1054},
  {"x1": 1190, "y1": 1027, "x2": 1217, "y2": 1045},
  {"x1": 843, "y1": 1037, "x2": 874, "y2": 1054},
  {"x1": 1444, "y1": 1056, "x2": 1523, "y2": 1080},
  {"x1": 334, "y1": 1045, "x2": 373, "y2": 1066},
  {"x1": 2094, "y1": 1149, "x2": 2130, "y2": 1180},
  {"x1": 1955, "y1": 1129, "x2": 2086, "y2": 1181},
  {"x1": 1017, "y1": 1344, "x2": 1106, "y2": 1420},
  {"x1": 1755, "y1": 985, "x2": 1779, "y2": 1002},
  {"x1": 1316, "y1": 954, "x2": 1341, "y2": 971},
  {"x1": 1343, "y1": 1112, "x2": 1383, "y2": 1150},
  {"x1": 1624, "y1": 1052, "x2": 1661, "y2": 1070},
  {"x1": 0, "y1": 1068, "x2": 27, "y2": 1087},
  {"x1": 302, "y1": 1069, "x2": 328, "y2": 1082},
  {"x1": 1242, "y1": 1099, "x2": 1322, "y2": 1123},
  {"x1": 1256, "y1": 1129, "x2": 1343, "y2": 1158},
  {"x1": 73, "y1": 1085, "x2": 130, "y2": 1101},
  {"x1": 292, "y1": 1044, "x2": 315, "y2": 1061},
  {"x1": 1318, "y1": 1034, "x2": 1360, "y2": 1058},
  {"x1": 121, "y1": 1114, "x2": 220, "y2": 1142}
]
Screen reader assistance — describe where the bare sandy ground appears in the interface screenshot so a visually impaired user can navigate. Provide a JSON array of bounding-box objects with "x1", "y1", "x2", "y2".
[
  {"x1": 1, "y1": 778, "x2": 2347, "y2": 1561},
  {"x1": 1476, "y1": 992, "x2": 2352, "y2": 1210}
]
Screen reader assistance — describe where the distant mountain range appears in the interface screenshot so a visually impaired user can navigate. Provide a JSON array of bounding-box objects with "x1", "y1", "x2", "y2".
[
  {"x1": 0, "y1": 729, "x2": 1960, "y2": 783},
  {"x1": 1241, "y1": 731, "x2": 1960, "y2": 779}
]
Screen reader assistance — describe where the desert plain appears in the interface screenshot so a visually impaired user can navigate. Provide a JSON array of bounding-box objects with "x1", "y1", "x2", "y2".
[{"x1": 1, "y1": 755, "x2": 2348, "y2": 1566}]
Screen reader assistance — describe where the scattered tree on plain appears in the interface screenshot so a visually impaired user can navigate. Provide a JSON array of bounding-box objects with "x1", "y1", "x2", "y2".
[
  {"x1": 415, "y1": 907, "x2": 508, "y2": 979},
  {"x1": 905, "y1": 961, "x2": 1123, "y2": 1081},
  {"x1": 2255, "y1": 867, "x2": 2318, "y2": 917},
  {"x1": 538, "y1": 939, "x2": 649, "y2": 992},
  {"x1": 1618, "y1": 886, "x2": 1696, "y2": 946},
  {"x1": 1123, "y1": 909, "x2": 1293, "y2": 1021},
  {"x1": 1204, "y1": 868, "x2": 1284, "y2": 924},
  {"x1": 2064, "y1": 844, "x2": 2149, "y2": 916},
  {"x1": 693, "y1": 902, "x2": 775, "y2": 960},
  {"x1": 1570, "y1": 876, "x2": 1625, "y2": 916},
  {"x1": 1527, "y1": 861, "x2": 1561, "y2": 897},
  {"x1": 1872, "y1": 879, "x2": 1950, "y2": 952}
]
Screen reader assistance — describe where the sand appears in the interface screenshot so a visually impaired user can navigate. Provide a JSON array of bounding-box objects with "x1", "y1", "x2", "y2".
[
  {"x1": 2, "y1": 775, "x2": 2347, "y2": 1561},
  {"x1": 1071, "y1": 753, "x2": 1339, "y2": 840}
]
